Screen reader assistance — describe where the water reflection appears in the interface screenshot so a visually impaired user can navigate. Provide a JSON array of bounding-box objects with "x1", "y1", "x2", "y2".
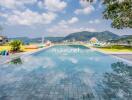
[
  {"x1": 0, "y1": 60, "x2": 132, "y2": 100},
  {"x1": 98, "y1": 62, "x2": 132, "y2": 100},
  {"x1": 10, "y1": 58, "x2": 22, "y2": 65}
]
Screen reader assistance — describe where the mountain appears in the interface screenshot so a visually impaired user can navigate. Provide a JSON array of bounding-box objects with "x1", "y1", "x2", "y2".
[
  {"x1": 110, "y1": 35, "x2": 132, "y2": 43},
  {"x1": 9, "y1": 37, "x2": 42, "y2": 44},
  {"x1": 45, "y1": 37, "x2": 63, "y2": 42},
  {"x1": 9, "y1": 37, "x2": 64, "y2": 44},
  {"x1": 63, "y1": 31, "x2": 119, "y2": 42},
  {"x1": 9, "y1": 31, "x2": 120, "y2": 43}
]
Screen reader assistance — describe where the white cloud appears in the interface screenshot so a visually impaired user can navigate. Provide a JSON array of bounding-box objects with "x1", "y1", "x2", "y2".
[
  {"x1": 58, "y1": 17, "x2": 79, "y2": 26},
  {"x1": 75, "y1": 0, "x2": 95, "y2": 15},
  {"x1": 75, "y1": 5, "x2": 95, "y2": 15},
  {"x1": 89, "y1": 19, "x2": 101, "y2": 24},
  {"x1": 68, "y1": 17, "x2": 79, "y2": 24},
  {"x1": 5, "y1": 9, "x2": 57, "y2": 26},
  {"x1": 80, "y1": 0, "x2": 97, "y2": 6},
  {"x1": 0, "y1": 0, "x2": 37, "y2": 9},
  {"x1": 80, "y1": 0, "x2": 90, "y2": 7},
  {"x1": 47, "y1": 22, "x2": 96, "y2": 36},
  {"x1": 38, "y1": 0, "x2": 67, "y2": 12}
]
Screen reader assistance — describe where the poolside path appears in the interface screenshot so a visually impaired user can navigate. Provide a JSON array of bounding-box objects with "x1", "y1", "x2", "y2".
[
  {"x1": 0, "y1": 53, "x2": 24, "y2": 65},
  {"x1": 83, "y1": 44, "x2": 132, "y2": 62},
  {"x1": 111, "y1": 54, "x2": 132, "y2": 62}
]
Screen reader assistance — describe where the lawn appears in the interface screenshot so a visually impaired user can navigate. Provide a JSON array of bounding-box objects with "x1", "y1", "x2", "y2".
[
  {"x1": 0, "y1": 45, "x2": 37, "y2": 52},
  {"x1": 98, "y1": 45, "x2": 132, "y2": 52}
]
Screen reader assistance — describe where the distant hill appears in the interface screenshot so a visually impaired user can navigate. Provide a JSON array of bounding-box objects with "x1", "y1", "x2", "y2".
[
  {"x1": 45, "y1": 37, "x2": 63, "y2": 42},
  {"x1": 9, "y1": 31, "x2": 122, "y2": 43},
  {"x1": 9, "y1": 37, "x2": 42, "y2": 44},
  {"x1": 63, "y1": 31, "x2": 119, "y2": 41},
  {"x1": 9, "y1": 37, "x2": 64, "y2": 44},
  {"x1": 109, "y1": 35, "x2": 132, "y2": 44}
]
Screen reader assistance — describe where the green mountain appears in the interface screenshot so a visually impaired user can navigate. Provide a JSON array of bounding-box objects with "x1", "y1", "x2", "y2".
[
  {"x1": 9, "y1": 31, "x2": 121, "y2": 43},
  {"x1": 63, "y1": 31, "x2": 119, "y2": 41},
  {"x1": 9, "y1": 37, "x2": 42, "y2": 44},
  {"x1": 45, "y1": 37, "x2": 63, "y2": 42},
  {"x1": 110, "y1": 35, "x2": 132, "y2": 44}
]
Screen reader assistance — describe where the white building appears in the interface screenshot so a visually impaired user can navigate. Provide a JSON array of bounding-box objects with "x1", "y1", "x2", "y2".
[{"x1": 0, "y1": 36, "x2": 8, "y2": 45}]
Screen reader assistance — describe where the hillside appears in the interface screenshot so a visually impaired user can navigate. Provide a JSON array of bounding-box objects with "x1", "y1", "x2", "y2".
[
  {"x1": 9, "y1": 31, "x2": 121, "y2": 43},
  {"x1": 45, "y1": 37, "x2": 63, "y2": 42},
  {"x1": 9, "y1": 37, "x2": 42, "y2": 44},
  {"x1": 63, "y1": 31, "x2": 119, "y2": 41},
  {"x1": 110, "y1": 35, "x2": 132, "y2": 44}
]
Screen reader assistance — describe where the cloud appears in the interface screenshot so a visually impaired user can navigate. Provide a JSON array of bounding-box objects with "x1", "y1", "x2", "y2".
[
  {"x1": 38, "y1": 0, "x2": 67, "y2": 12},
  {"x1": 59, "y1": 56, "x2": 78, "y2": 64},
  {"x1": 80, "y1": 0, "x2": 90, "y2": 7},
  {"x1": 68, "y1": 17, "x2": 79, "y2": 24},
  {"x1": 58, "y1": 17, "x2": 79, "y2": 26},
  {"x1": 89, "y1": 19, "x2": 101, "y2": 24},
  {"x1": 75, "y1": 0, "x2": 95, "y2": 15},
  {"x1": 75, "y1": 5, "x2": 95, "y2": 15},
  {"x1": 47, "y1": 22, "x2": 96, "y2": 35},
  {"x1": 3, "y1": 9, "x2": 57, "y2": 26},
  {"x1": 0, "y1": 0, "x2": 37, "y2": 9},
  {"x1": 20, "y1": 56, "x2": 56, "y2": 71}
]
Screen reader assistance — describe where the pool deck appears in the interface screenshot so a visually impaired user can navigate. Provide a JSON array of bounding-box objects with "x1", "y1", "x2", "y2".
[
  {"x1": 84, "y1": 45, "x2": 132, "y2": 62},
  {"x1": 111, "y1": 54, "x2": 132, "y2": 62}
]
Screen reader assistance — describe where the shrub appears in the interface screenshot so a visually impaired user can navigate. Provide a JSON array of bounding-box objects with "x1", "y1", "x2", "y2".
[{"x1": 9, "y1": 40, "x2": 22, "y2": 52}]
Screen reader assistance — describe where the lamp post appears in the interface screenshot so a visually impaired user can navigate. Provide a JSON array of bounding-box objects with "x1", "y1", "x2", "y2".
[{"x1": 42, "y1": 36, "x2": 44, "y2": 44}]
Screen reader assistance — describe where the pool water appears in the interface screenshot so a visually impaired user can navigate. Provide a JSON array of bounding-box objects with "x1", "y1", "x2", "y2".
[{"x1": 0, "y1": 45, "x2": 132, "y2": 100}]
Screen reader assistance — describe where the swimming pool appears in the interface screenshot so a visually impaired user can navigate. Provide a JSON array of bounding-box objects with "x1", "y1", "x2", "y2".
[{"x1": 0, "y1": 45, "x2": 132, "y2": 100}]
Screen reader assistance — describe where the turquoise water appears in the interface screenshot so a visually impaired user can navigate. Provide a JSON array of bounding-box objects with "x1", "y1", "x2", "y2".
[{"x1": 0, "y1": 45, "x2": 132, "y2": 100}]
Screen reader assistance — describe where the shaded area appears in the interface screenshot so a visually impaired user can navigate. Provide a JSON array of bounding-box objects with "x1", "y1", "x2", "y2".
[
  {"x1": 98, "y1": 62, "x2": 132, "y2": 100},
  {"x1": 10, "y1": 58, "x2": 22, "y2": 65},
  {"x1": 112, "y1": 54, "x2": 132, "y2": 61}
]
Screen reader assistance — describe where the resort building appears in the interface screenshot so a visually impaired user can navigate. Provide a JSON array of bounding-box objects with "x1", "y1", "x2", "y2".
[
  {"x1": 0, "y1": 36, "x2": 8, "y2": 45},
  {"x1": 90, "y1": 37, "x2": 98, "y2": 43}
]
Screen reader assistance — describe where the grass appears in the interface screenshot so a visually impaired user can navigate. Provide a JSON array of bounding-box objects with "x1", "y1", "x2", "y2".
[
  {"x1": 0, "y1": 45, "x2": 37, "y2": 52},
  {"x1": 98, "y1": 45, "x2": 132, "y2": 52}
]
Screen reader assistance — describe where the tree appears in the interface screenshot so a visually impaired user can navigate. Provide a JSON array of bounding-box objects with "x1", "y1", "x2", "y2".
[
  {"x1": 86, "y1": 0, "x2": 132, "y2": 29},
  {"x1": 126, "y1": 40, "x2": 131, "y2": 46},
  {"x1": 9, "y1": 40, "x2": 22, "y2": 52}
]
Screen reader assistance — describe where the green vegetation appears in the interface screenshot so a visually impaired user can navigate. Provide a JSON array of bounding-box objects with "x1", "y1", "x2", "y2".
[
  {"x1": 10, "y1": 58, "x2": 22, "y2": 65},
  {"x1": 87, "y1": 0, "x2": 132, "y2": 29},
  {"x1": 63, "y1": 31, "x2": 119, "y2": 41},
  {"x1": 109, "y1": 35, "x2": 132, "y2": 45},
  {"x1": 9, "y1": 40, "x2": 22, "y2": 52},
  {"x1": 98, "y1": 45, "x2": 132, "y2": 52},
  {"x1": 100, "y1": 62, "x2": 132, "y2": 99},
  {"x1": 103, "y1": 0, "x2": 132, "y2": 29}
]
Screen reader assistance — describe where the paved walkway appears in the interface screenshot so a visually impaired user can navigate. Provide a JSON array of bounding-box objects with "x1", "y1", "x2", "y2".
[
  {"x1": 111, "y1": 54, "x2": 132, "y2": 62},
  {"x1": 0, "y1": 53, "x2": 23, "y2": 65}
]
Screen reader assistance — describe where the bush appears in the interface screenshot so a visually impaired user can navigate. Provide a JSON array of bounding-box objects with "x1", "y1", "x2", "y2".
[{"x1": 9, "y1": 40, "x2": 22, "y2": 52}]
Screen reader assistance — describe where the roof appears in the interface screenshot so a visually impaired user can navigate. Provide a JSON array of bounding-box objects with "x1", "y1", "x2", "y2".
[{"x1": 0, "y1": 36, "x2": 8, "y2": 40}]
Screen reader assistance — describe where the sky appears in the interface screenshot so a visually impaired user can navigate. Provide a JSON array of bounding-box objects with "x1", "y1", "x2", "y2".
[{"x1": 0, "y1": 0, "x2": 131, "y2": 38}]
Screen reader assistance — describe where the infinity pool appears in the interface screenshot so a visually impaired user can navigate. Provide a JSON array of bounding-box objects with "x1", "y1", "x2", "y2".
[{"x1": 0, "y1": 45, "x2": 132, "y2": 100}]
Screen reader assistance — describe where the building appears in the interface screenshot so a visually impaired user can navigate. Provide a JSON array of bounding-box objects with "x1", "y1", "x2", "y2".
[
  {"x1": 90, "y1": 37, "x2": 98, "y2": 43},
  {"x1": 0, "y1": 36, "x2": 8, "y2": 45}
]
